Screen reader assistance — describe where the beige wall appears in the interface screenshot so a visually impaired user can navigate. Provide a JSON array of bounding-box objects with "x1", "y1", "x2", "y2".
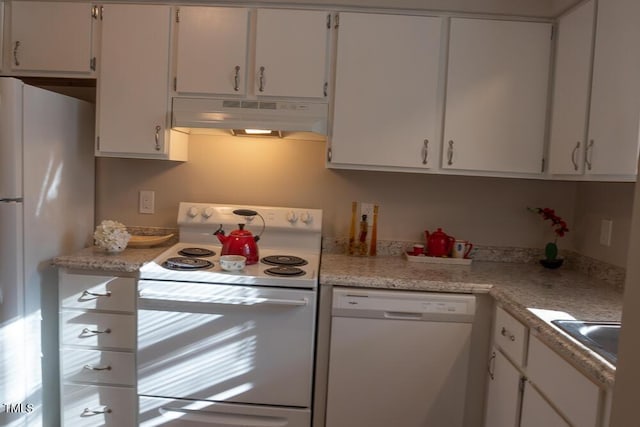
[{"x1": 97, "y1": 134, "x2": 597, "y2": 252}]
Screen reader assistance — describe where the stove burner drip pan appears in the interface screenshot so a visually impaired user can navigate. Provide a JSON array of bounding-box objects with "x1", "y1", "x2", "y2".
[
  {"x1": 264, "y1": 266, "x2": 306, "y2": 277},
  {"x1": 178, "y1": 247, "x2": 216, "y2": 257},
  {"x1": 261, "y1": 255, "x2": 308, "y2": 267},
  {"x1": 163, "y1": 257, "x2": 214, "y2": 271}
]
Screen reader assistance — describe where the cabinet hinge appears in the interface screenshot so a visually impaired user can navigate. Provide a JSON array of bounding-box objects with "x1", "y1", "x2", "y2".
[
  {"x1": 91, "y1": 5, "x2": 99, "y2": 19},
  {"x1": 90, "y1": 57, "x2": 96, "y2": 71},
  {"x1": 323, "y1": 82, "x2": 328, "y2": 97},
  {"x1": 326, "y1": 14, "x2": 331, "y2": 29},
  {"x1": 334, "y1": 13, "x2": 340, "y2": 29},
  {"x1": 96, "y1": 136, "x2": 100, "y2": 151},
  {"x1": 176, "y1": 8, "x2": 180, "y2": 23},
  {"x1": 518, "y1": 376, "x2": 526, "y2": 393}
]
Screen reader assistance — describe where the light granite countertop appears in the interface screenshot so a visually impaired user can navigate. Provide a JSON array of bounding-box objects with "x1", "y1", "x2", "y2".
[
  {"x1": 53, "y1": 246, "x2": 623, "y2": 388},
  {"x1": 320, "y1": 253, "x2": 622, "y2": 388}
]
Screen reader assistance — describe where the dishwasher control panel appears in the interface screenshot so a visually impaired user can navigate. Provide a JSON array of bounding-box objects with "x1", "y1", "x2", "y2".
[{"x1": 332, "y1": 288, "x2": 476, "y2": 323}]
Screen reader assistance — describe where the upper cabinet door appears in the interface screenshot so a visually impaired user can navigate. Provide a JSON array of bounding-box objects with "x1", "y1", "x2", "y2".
[
  {"x1": 443, "y1": 18, "x2": 551, "y2": 174},
  {"x1": 175, "y1": 7, "x2": 249, "y2": 96},
  {"x1": 329, "y1": 12, "x2": 442, "y2": 169},
  {"x1": 255, "y1": 9, "x2": 329, "y2": 99},
  {"x1": 97, "y1": 4, "x2": 172, "y2": 157},
  {"x1": 10, "y1": 1, "x2": 94, "y2": 73},
  {"x1": 586, "y1": 0, "x2": 640, "y2": 177},
  {"x1": 548, "y1": 0, "x2": 595, "y2": 176}
]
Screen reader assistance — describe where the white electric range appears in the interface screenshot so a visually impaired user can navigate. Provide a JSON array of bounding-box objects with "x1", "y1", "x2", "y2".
[{"x1": 137, "y1": 202, "x2": 322, "y2": 427}]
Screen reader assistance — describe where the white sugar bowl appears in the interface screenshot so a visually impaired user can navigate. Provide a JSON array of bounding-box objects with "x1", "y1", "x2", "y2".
[{"x1": 219, "y1": 255, "x2": 247, "y2": 271}]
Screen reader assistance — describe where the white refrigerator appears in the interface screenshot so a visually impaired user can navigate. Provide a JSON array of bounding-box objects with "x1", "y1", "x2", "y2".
[{"x1": 0, "y1": 77, "x2": 95, "y2": 426}]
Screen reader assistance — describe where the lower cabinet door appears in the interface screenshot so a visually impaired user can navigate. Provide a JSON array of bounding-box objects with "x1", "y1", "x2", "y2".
[
  {"x1": 484, "y1": 348, "x2": 522, "y2": 427},
  {"x1": 520, "y1": 381, "x2": 570, "y2": 427},
  {"x1": 62, "y1": 384, "x2": 136, "y2": 427}
]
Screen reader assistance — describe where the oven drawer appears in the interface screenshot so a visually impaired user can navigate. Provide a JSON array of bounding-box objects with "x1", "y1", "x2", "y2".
[
  {"x1": 61, "y1": 348, "x2": 135, "y2": 386},
  {"x1": 59, "y1": 271, "x2": 135, "y2": 312},
  {"x1": 62, "y1": 384, "x2": 136, "y2": 427},
  {"x1": 137, "y1": 280, "x2": 316, "y2": 408},
  {"x1": 138, "y1": 396, "x2": 310, "y2": 427},
  {"x1": 61, "y1": 311, "x2": 135, "y2": 350}
]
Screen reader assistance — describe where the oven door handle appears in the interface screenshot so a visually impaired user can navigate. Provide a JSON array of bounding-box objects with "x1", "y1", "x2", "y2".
[
  {"x1": 158, "y1": 406, "x2": 288, "y2": 426},
  {"x1": 138, "y1": 291, "x2": 309, "y2": 308}
]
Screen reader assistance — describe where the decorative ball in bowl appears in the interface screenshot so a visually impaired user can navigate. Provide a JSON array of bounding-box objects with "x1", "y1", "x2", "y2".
[{"x1": 219, "y1": 255, "x2": 247, "y2": 271}]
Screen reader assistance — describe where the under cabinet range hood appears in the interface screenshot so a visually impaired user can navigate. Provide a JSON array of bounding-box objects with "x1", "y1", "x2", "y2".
[{"x1": 172, "y1": 97, "x2": 329, "y2": 137}]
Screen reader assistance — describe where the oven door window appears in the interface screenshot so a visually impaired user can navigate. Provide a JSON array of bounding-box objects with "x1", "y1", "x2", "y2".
[{"x1": 137, "y1": 281, "x2": 316, "y2": 407}]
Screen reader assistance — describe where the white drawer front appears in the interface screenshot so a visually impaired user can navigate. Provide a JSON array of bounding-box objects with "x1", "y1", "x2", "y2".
[
  {"x1": 62, "y1": 384, "x2": 136, "y2": 427},
  {"x1": 493, "y1": 306, "x2": 528, "y2": 366},
  {"x1": 62, "y1": 348, "x2": 135, "y2": 386},
  {"x1": 59, "y1": 271, "x2": 135, "y2": 312},
  {"x1": 61, "y1": 311, "x2": 135, "y2": 350},
  {"x1": 527, "y1": 335, "x2": 601, "y2": 427}
]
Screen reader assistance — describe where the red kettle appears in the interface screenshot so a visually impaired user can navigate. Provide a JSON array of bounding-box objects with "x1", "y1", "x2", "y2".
[
  {"x1": 214, "y1": 209, "x2": 264, "y2": 265},
  {"x1": 424, "y1": 228, "x2": 455, "y2": 257}
]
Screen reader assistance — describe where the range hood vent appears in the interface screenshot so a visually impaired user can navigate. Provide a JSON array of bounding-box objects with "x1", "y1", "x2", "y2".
[{"x1": 172, "y1": 97, "x2": 329, "y2": 136}]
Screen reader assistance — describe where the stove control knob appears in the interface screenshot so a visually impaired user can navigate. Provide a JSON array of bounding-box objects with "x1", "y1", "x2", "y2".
[
  {"x1": 286, "y1": 210, "x2": 298, "y2": 224},
  {"x1": 300, "y1": 211, "x2": 313, "y2": 225},
  {"x1": 202, "y1": 207, "x2": 214, "y2": 218},
  {"x1": 187, "y1": 206, "x2": 200, "y2": 218}
]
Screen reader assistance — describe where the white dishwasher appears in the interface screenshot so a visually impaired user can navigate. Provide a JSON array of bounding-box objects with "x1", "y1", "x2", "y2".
[{"x1": 325, "y1": 288, "x2": 476, "y2": 427}]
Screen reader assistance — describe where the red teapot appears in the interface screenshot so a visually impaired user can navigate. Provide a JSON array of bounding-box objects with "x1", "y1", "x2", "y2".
[
  {"x1": 214, "y1": 209, "x2": 264, "y2": 265},
  {"x1": 424, "y1": 228, "x2": 455, "y2": 257}
]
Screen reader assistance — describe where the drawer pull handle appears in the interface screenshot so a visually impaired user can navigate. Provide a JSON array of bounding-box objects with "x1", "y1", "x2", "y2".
[
  {"x1": 83, "y1": 364, "x2": 112, "y2": 371},
  {"x1": 488, "y1": 351, "x2": 496, "y2": 380},
  {"x1": 81, "y1": 290, "x2": 112, "y2": 298},
  {"x1": 81, "y1": 407, "x2": 112, "y2": 417},
  {"x1": 501, "y1": 327, "x2": 516, "y2": 341},
  {"x1": 81, "y1": 327, "x2": 111, "y2": 336}
]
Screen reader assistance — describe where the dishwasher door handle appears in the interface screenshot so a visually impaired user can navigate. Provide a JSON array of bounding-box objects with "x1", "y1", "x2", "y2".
[{"x1": 383, "y1": 311, "x2": 424, "y2": 320}]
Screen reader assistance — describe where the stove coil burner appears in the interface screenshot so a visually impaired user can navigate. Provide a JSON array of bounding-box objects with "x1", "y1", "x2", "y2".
[
  {"x1": 163, "y1": 257, "x2": 214, "y2": 271},
  {"x1": 178, "y1": 247, "x2": 215, "y2": 257},
  {"x1": 261, "y1": 255, "x2": 308, "y2": 267},
  {"x1": 264, "y1": 266, "x2": 306, "y2": 277}
]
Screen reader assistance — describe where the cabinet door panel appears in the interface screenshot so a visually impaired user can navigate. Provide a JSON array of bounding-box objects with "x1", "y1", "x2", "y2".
[
  {"x1": 97, "y1": 4, "x2": 171, "y2": 156},
  {"x1": 11, "y1": 1, "x2": 93, "y2": 73},
  {"x1": 255, "y1": 9, "x2": 328, "y2": 98},
  {"x1": 330, "y1": 13, "x2": 442, "y2": 169},
  {"x1": 444, "y1": 18, "x2": 551, "y2": 174},
  {"x1": 520, "y1": 382, "x2": 570, "y2": 427},
  {"x1": 484, "y1": 349, "x2": 521, "y2": 427},
  {"x1": 587, "y1": 0, "x2": 640, "y2": 176},
  {"x1": 175, "y1": 7, "x2": 249, "y2": 95},
  {"x1": 548, "y1": 0, "x2": 595, "y2": 175}
]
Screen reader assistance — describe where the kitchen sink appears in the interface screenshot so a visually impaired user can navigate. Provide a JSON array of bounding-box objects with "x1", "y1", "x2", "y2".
[{"x1": 551, "y1": 320, "x2": 620, "y2": 365}]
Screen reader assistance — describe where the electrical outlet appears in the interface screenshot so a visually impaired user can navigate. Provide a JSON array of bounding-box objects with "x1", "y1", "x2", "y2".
[
  {"x1": 139, "y1": 190, "x2": 155, "y2": 214},
  {"x1": 600, "y1": 219, "x2": 613, "y2": 246},
  {"x1": 360, "y1": 202, "x2": 374, "y2": 220}
]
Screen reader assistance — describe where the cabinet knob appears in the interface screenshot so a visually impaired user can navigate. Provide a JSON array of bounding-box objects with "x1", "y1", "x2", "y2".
[{"x1": 501, "y1": 326, "x2": 516, "y2": 342}]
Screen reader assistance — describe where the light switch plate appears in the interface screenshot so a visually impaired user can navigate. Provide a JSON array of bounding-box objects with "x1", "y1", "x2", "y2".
[
  {"x1": 139, "y1": 190, "x2": 155, "y2": 214},
  {"x1": 600, "y1": 219, "x2": 613, "y2": 246}
]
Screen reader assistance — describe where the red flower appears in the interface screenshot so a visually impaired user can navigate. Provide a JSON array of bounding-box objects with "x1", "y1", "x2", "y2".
[{"x1": 529, "y1": 207, "x2": 569, "y2": 238}]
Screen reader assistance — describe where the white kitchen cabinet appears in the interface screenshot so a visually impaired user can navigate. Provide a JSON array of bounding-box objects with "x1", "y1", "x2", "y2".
[
  {"x1": 96, "y1": 3, "x2": 187, "y2": 160},
  {"x1": 174, "y1": 7, "x2": 329, "y2": 100},
  {"x1": 548, "y1": 0, "x2": 595, "y2": 176},
  {"x1": 0, "y1": 2, "x2": 4, "y2": 73},
  {"x1": 443, "y1": 18, "x2": 551, "y2": 174},
  {"x1": 583, "y1": 0, "x2": 640, "y2": 178},
  {"x1": 174, "y1": 6, "x2": 249, "y2": 96},
  {"x1": 255, "y1": 9, "x2": 329, "y2": 99},
  {"x1": 58, "y1": 269, "x2": 137, "y2": 427},
  {"x1": 527, "y1": 334, "x2": 603, "y2": 427},
  {"x1": 484, "y1": 348, "x2": 522, "y2": 427},
  {"x1": 520, "y1": 381, "x2": 570, "y2": 427},
  {"x1": 328, "y1": 12, "x2": 442, "y2": 170},
  {"x1": 9, "y1": 1, "x2": 95, "y2": 74}
]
